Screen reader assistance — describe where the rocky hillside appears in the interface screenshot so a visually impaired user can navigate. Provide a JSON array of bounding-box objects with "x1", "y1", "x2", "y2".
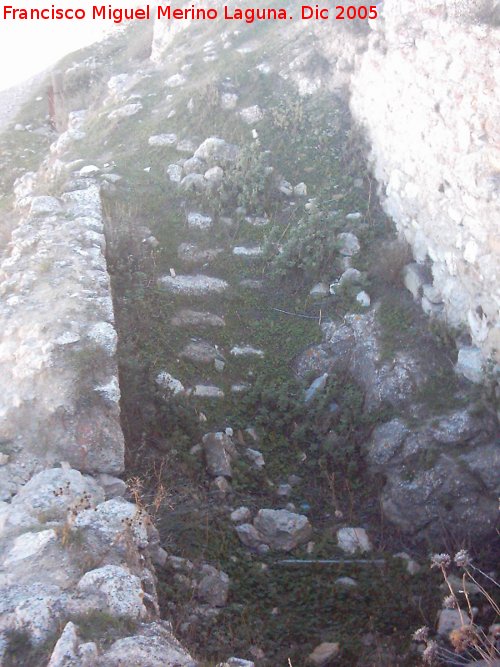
[{"x1": 0, "y1": 6, "x2": 498, "y2": 667}]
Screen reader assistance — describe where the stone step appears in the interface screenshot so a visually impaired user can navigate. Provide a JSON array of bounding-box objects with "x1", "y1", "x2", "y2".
[
  {"x1": 192, "y1": 384, "x2": 225, "y2": 399},
  {"x1": 177, "y1": 243, "x2": 224, "y2": 265},
  {"x1": 158, "y1": 274, "x2": 229, "y2": 295},
  {"x1": 171, "y1": 310, "x2": 226, "y2": 328},
  {"x1": 187, "y1": 211, "x2": 213, "y2": 230},
  {"x1": 180, "y1": 340, "x2": 224, "y2": 364},
  {"x1": 230, "y1": 345, "x2": 265, "y2": 358},
  {"x1": 232, "y1": 246, "x2": 263, "y2": 257}
]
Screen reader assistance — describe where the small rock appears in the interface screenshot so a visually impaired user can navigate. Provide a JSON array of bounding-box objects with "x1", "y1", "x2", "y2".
[
  {"x1": 156, "y1": 371, "x2": 185, "y2": 395},
  {"x1": 253, "y1": 509, "x2": 312, "y2": 551},
  {"x1": 143, "y1": 235, "x2": 160, "y2": 249},
  {"x1": 307, "y1": 642, "x2": 340, "y2": 666},
  {"x1": 346, "y1": 211, "x2": 362, "y2": 220},
  {"x1": 310, "y1": 282, "x2": 329, "y2": 297},
  {"x1": 215, "y1": 359, "x2": 225, "y2": 372},
  {"x1": 437, "y1": 608, "x2": 470, "y2": 637},
  {"x1": 231, "y1": 507, "x2": 252, "y2": 523},
  {"x1": 230, "y1": 345, "x2": 264, "y2": 358},
  {"x1": 305, "y1": 373, "x2": 328, "y2": 403},
  {"x1": 338, "y1": 268, "x2": 363, "y2": 286},
  {"x1": 356, "y1": 291, "x2": 371, "y2": 307},
  {"x1": 294, "y1": 182, "x2": 307, "y2": 197},
  {"x1": 277, "y1": 484, "x2": 292, "y2": 498},
  {"x1": 337, "y1": 232, "x2": 360, "y2": 256},
  {"x1": 232, "y1": 246, "x2": 263, "y2": 257},
  {"x1": 198, "y1": 565, "x2": 230, "y2": 606},
  {"x1": 337, "y1": 527, "x2": 372, "y2": 554},
  {"x1": 335, "y1": 576, "x2": 358, "y2": 587},
  {"x1": 202, "y1": 432, "x2": 236, "y2": 478},
  {"x1": 245, "y1": 448, "x2": 265, "y2": 468},
  {"x1": 194, "y1": 136, "x2": 239, "y2": 164},
  {"x1": 167, "y1": 164, "x2": 183, "y2": 183},
  {"x1": 79, "y1": 164, "x2": 100, "y2": 176},
  {"x1": 456, "y1": 346, "x2": 484, "y2": 383},
  {"x1": 193, "y1": 385, "x2": 225, "y2": 398},
  {"x1": 158, "y1": 274, "x2": 228, "y2": 296},
  {"x1": 0, "y1": 452, "x2": 10, "y2": 465},
  {"x1": 180, "y1": 174, "x2": 208, "y2": 192},
  {"x1": 211, "y1": 476, "x2": 232, "y2": 495},
  {"x1": 187, "y1": 211, "x2": 213, "y2": 230},
  {"x1": 231, "y1": 383, "x2": 250, "y2": 392},
  {"x1": 235, "y1": 524, "x2": 263, "y2": 550},
  {"x1": 278, "y1": 179, "x2": 293, "y2": 196},
  {"x1": 180, "y1": 340, "x2": 222, "y2": 364},
  {"x1": 217, "y1": 659, "x2": 255, "y2": 667}
]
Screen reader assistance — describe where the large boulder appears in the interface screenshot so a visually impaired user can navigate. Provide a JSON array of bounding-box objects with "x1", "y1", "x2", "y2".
[
  {"x1": 364, "y1": 410, "x2": 500, "y2": 540},
  {"x1": 252, "y1": 509, "x2": 312, "y2": 551}
]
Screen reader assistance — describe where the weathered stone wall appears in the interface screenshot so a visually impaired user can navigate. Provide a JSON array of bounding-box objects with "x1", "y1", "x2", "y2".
[
  {"x1": 0, "y1": 113, "x2": 196, "y2": 665},
  {"x1": 0, "y1": 113, "x2": 124, "y2": 501},
  {"x1": 349, "y1": 1, "x2": 500, "y2": 375}
]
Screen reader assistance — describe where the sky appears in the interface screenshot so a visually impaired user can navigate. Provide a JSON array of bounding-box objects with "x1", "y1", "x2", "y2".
[{"x1": 0, "y1": 2, "x2": 116, "y2": 90}]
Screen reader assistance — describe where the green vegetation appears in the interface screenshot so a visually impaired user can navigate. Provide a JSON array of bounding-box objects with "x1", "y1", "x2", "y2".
[
  {"x1": 3, "y1": 630, "x2": 57, "y2": 667},
  {"x1": 70, "y1": 611, "x2": 138, "y2": 646}
]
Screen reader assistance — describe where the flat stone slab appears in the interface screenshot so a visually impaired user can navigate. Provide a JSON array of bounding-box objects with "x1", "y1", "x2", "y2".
[
  {"x1": 244, "y1": 215, "x2": 269, "y2": 226},
  {"x1": 178, "y1": 243, "x2": 224, "y2": 265},
  {"x1": 231, "y1": 383, "x2": 250, "y2": 393},
  {"x1": 232, "y1": 246, "x2": 263, "y2": 257},
  {"x1": 187, "y1": 212, "x2": 213, "y2": 230},
  {"x1": 148, "y1": 134, "x2": 177, "y2": 146},
  {"x1": 158, "y1": 274, "x2": 228, "y2": 295},
  {"x1": 192, "y1": 385, "x2": 225, "y2": 398},
  {"x1": 230, "y1": 345, "x2": 264, "y2": 358},
  {"x1": 180, "y1": 341, "x2": 222, "y2": 364},
  {"x1": 171, "y1": 310, "x2": 225, "y2": 327}
]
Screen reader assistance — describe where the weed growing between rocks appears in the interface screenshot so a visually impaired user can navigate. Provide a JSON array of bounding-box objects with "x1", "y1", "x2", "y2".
[{"x1": 413, "y1": 550, "x2": 499, "y2": 665}]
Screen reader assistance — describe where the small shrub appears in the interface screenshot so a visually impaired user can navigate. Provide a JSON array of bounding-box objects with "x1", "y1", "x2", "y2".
[
  {"x1": 217, "y1": 141, "x2": 272, "y2": 215},
  {"x1": 264, "y1": 208, "x2": 341, "y2": 283}
]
